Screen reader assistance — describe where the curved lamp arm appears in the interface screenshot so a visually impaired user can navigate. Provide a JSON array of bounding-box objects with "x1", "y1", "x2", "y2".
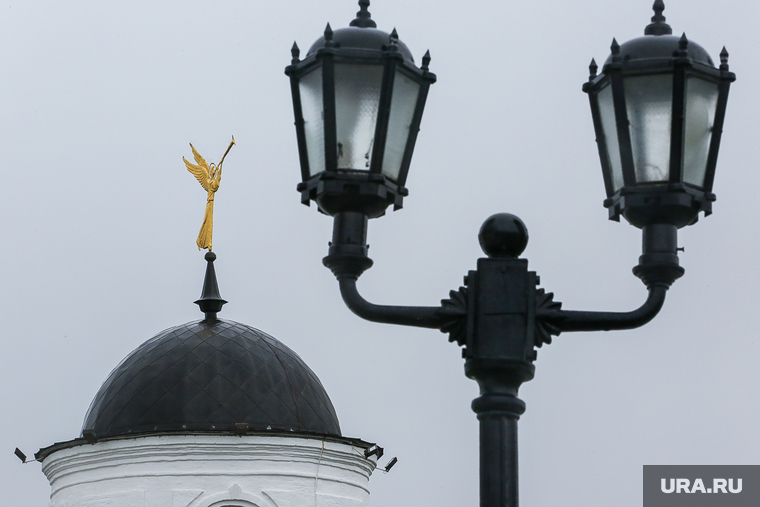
[
  {"x1": 336, "y1": 275, "x2": 451, "y2": 329},
  {"x1": 542, "y1": 285, "x2": 668, "y2": 333},
  {"x1": 323, "y1": 211, "x2": 464, "y2": 332},
  {"x1": 535, "y1": 224, "x2": 683, "y2": 340}
]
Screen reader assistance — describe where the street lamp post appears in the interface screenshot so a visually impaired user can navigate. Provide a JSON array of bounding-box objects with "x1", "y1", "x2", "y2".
[{"x1": 285, "y1": 2, "x2": 734, "y2": 507}]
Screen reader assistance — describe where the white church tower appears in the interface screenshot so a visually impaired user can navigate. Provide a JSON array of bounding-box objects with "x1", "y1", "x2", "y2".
[{"x1": 35, "y1": 253, "x2": 379, "y2": 507}]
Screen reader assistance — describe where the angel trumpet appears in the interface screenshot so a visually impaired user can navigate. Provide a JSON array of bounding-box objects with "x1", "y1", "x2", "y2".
[{"x1": 218, "y1": 136, "x2": 236, "y2": 168}]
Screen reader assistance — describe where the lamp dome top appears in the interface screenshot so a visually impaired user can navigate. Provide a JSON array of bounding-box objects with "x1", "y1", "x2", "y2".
[
  {"x1": 605, "y1": 34, "x2": 714, "y2": 67},
  {"x1": 306, "y1": 1, "x2": 415, "y2": 64},
  {"x1": 603, "y1": 2, "x2": 714, "y2": 67}
]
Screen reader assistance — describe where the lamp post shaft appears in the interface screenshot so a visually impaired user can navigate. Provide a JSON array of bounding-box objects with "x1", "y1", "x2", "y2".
[
  {"x1": 463, "y1": 234, "x2": 535, "y2": 507},
  {"x1": 475, "y1": 392, "x2": 523, "y2": 507}
]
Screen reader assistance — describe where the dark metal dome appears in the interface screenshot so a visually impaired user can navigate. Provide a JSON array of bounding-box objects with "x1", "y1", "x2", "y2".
[
  {"x1": 82, "y1": 319, "x2": 341, "y2": 438},
  {"x1": 604, "y1": 35, "x2": 713, "y2": 67},
  {"x1": 307, "y1": 26, "x2": 415, "y2": 64},
  {"x1": 603, "y1": 2, "x2": 714, "y2": 67},
  {"x1": 305, "y1": 0, "x2": 415, "y2": 64}
]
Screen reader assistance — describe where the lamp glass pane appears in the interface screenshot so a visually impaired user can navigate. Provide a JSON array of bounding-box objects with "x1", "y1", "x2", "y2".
[
  {"x1": 683, "y1": 77, "x2": 719, "y2": 188},
  {"x1": 382, "y1": 71, "x2": 420, "y2": 181},
  {"x1": 597, "y1": 82, "x2": 624, "y2": 192},
  {"x1": 299, "y1": 67, "x2": 325, "y2": 176},
  {"x1": 625, "y1": 74, "x2": 673, "y2": 183},
  {"x1": 334, "y1": 63, "x2": 384, "y2": 170}
]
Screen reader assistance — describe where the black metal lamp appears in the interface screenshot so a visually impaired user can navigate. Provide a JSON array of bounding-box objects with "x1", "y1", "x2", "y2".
[
  {"x1": 583, "y1": 0, "x2": 735, "y2": 229},
  {"x1": 287, "y1": 3, "x2": 735, "y2": 507},
  {"x1": 285, "y1": 0, "x2": 436, "y2": 218}
]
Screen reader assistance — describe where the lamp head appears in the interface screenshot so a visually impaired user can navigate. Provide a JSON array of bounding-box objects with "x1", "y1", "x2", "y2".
[
  {"x1": 286, "y1": 0, "x2": 435, "y2": 218},
  {"x1": 583, "y1": 1, "x2": 735, "y2": 229}
]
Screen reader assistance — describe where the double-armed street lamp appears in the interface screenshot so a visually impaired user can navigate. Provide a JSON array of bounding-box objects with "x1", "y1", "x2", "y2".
[{"x1": 285, "y1": 1, "x2": 735, "y2": 506}]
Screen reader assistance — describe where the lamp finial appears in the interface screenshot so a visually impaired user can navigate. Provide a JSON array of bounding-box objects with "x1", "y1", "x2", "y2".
[
  {"x1": 678, "y1": 32, "x2": 689, "y2": 55},
  {"x1": 291, "y1": 42, "x2": 300, "y2": 64},
  {"x1": 421, "y1": 50, "x2": 431, "y2": 72},
  {"x1": 389, "y1": 28, "x2": 399, "y2": 52},
  {"x1": 350, "y1": 0, "x2": 377, "y2": 28},
  {"x1": 611, "y1": 38, "x2": 620, "y2": 55},
  {"x1": 645, "y1": 0, "x2": 672, "y2": 35},
  {"x1": 720, "y1": 46, "x2": 730, "y2": 71}
]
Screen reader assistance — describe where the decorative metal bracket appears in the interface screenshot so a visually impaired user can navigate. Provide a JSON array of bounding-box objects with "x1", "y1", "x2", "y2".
[
  {"x1": 439, "y1": 286, "x2": 468, "y2": 346},
  {"x1": 535, "y1": 288, "x2": 562, "y2": 347}
]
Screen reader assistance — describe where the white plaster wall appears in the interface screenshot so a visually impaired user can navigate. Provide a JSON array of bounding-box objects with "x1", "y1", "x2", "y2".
[{"x1": 41, "y1": 434, "x2": 377, "y2": 507}]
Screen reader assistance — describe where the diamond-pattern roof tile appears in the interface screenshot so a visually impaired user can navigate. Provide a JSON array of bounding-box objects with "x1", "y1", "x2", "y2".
[{"x1": 82, "y1": 319, "x2": 340, "y2": 437}]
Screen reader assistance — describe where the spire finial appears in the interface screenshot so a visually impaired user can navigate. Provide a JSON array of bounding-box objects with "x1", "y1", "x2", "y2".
[
  {"x1": 678, "y1": 32, "x2": 689, "y2": 55},
  {"x1": 350, "y1": 0, "x2": 377, "y2": 28},
  {"x1": 720, "y1": 46, "x2": 730, "y2": 71},
  {"x1": 589, "y1": 58, "x2": 598, "y2": 81},
  {"x1": 644, "y1": 0, "x2": 672, "y2": 35},
  {"x1": 389, "y1": 28, "x2": 399, "y2": 52},
  {"x1": 194, "y1": 251, "x2": 227, "y2": 321},
  {"x1": 421, "y1": 50, "x2": 431, "y2": 72},
  {"x1": 291, "y1": 42, "x2": 300, "y2": 64},
  {"x1": 610, "y1": 38, "x2": 621, "y2": 62}
]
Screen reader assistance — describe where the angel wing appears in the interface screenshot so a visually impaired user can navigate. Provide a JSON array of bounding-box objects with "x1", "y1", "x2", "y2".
[{"x1": 184, "y1": 143, "x2": 210, "y2": 191}]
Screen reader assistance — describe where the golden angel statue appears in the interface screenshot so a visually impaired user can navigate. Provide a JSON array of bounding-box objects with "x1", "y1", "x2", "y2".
[{"x1": 184, "y1": 136, "x2": 235, "y2": 251}]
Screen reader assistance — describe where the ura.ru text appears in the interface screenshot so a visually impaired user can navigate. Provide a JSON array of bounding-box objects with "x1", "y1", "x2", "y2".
[{"x1": 661, "y1": 478, "x2": 742, "y2": 494}]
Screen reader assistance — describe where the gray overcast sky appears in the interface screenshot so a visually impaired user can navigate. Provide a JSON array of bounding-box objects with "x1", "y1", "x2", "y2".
[{"x1": 1, "y1": 0, "x2": 759, "y2": 505}]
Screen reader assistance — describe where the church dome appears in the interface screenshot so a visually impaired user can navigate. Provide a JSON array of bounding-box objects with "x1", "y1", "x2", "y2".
[{"x1": 81, "y1": 318, "x2": 341, "y2": 438}]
